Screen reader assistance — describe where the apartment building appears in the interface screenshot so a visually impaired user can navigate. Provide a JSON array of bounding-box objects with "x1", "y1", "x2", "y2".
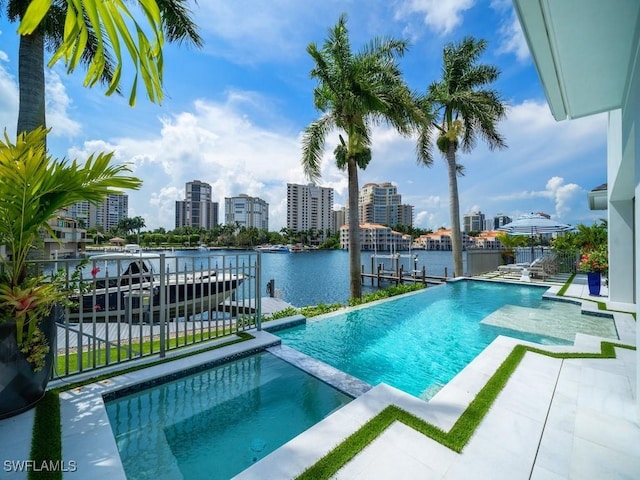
[
  {"x1": 286, "y1": 183, "x2": 333, "y2": 242},
  {"x1": 413, "y1": 229, "x2": 475, "y2": 251},
  {"x1": 224, "y1": 194, "x2": 269, "y2": 230},
  {"x1": 68, "y1": 194, "x2": 129, "y2": 232},
  {"x1": 339, "y1": 223, "x2": 411, "y2": 251},
  {"x1": 175, "y1": 180, "x2": 218, "y2": 230},
  {"x1": 463, "y1": 211, "x2": 485, "y2": 233},
  {"x1": 355, "y1": 182, "x2": 413, "y2": 228}
]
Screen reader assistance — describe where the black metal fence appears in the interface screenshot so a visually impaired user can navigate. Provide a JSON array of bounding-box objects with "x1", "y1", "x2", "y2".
[{"x1": 31, "y1": 251, "x2": 261, "y2": 379}]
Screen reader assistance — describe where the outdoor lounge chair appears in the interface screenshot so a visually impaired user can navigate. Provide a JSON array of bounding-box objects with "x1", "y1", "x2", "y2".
[
  {"x1": 529, "y1": 255, "x2": 558, "y2": 280},
  {"x1": 497, "y1": 262, "x2": 530, "y2": 274}
]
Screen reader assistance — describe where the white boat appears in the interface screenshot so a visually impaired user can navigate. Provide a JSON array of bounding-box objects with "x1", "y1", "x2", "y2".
[
  {"x1": 123, "y1": 243, "x2": 142, "y2": 253},
  {"x1": 69, "y1": 252, "x2": 243, "y2": 323},
  {"x1": 254, "y1": 244, "x2": 290, "y2": 253}
]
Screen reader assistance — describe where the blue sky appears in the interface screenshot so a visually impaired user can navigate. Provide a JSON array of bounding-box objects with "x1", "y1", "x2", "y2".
[{"x1": 0, "y1": 0, "x2": 607, "y2": 231}]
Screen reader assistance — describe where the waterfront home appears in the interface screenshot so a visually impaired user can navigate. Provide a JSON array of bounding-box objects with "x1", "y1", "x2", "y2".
[{"x1": 514, "y1": 0, "x2": 640, "y2": 414}]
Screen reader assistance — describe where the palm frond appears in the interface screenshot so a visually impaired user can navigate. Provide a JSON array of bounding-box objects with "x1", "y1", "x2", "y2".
[{"x1": 301, "y1": 115, "x2": 334, "y2": 183}]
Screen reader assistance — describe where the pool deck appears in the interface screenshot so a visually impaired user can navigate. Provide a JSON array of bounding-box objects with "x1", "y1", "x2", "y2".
[{"x1": 1, "y1": 274, "x2": 638, "y2": 479}]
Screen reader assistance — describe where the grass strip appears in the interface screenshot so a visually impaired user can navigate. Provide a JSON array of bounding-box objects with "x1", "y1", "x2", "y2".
[
  {"x1": 28, "y1": 391, "x2": 62, "y2": 480},
  {"x1": 31, "y1": 331, "x2": 254, "y2": 475},
  {"x1": 296, "y1": 341, "x2": 635, "y2": 479},
  {"x1": 556, "y1": 273, "x2": 575, "y2": 296},
  {"x1": 57, "y1": 326, "x2": 244, "y2": 375}
]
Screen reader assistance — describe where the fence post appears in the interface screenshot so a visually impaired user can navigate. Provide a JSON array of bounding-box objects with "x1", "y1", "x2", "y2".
[
  {"x1": 256, "y1": 252, "x2": 262, "y2": 331},
  {"x1": 159, "y1": 253, "x2": 166, "y2": 358}
]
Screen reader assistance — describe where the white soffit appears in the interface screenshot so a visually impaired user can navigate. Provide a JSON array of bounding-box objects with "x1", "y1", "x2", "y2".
[{"x1": 514, "y1": 0, "x2": 640, "y2": 121}]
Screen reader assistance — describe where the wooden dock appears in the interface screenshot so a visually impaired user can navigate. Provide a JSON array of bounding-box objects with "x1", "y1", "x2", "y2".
[
  {"x1": 218, "y1": 296, "x2": 294, "y2": 315},
  {"x1": 361, "y1": 261, "x2": 447, "y2": 287}
]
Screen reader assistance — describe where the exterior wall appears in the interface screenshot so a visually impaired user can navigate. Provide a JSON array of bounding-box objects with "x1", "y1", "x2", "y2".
[
  {"x1": 610, "y1": 30, "x2": 640, "y2": 415},
  {"x1": 607, "y1": 110, "x2": 635, "y2": 305}
]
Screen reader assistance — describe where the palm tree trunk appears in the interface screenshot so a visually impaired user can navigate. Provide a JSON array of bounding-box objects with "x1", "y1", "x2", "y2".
[
  {"x1": 347, "y1": 157, "x2": 362, "y2": 299},
  {"x1": 17, "y1": 32, "x2": 46, "y2": 136},
  {"x1": 446, "y1": 146, "x2": 463, "y2": 277}
]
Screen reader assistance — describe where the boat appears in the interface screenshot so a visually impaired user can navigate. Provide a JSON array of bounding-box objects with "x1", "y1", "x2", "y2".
[
  {"x1": 69, "y1": 252, "x2": 244, "y2": 323},
  {"x1": 254, "y1": 244, "x2": 290, "y2": 253},
  {"x1": 123, "y1": 243, "x2": 142, "y2": 253}
]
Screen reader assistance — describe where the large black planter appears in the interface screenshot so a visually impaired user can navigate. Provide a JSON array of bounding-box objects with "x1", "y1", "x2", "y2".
[{"x1": 0, "y1": 309, "x2": 57, "y2": 419}]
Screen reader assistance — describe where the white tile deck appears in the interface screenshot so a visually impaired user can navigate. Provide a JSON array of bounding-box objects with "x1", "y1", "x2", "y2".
[{"x1": 0, "y1": 274, "x2": 637, "y2": 480}]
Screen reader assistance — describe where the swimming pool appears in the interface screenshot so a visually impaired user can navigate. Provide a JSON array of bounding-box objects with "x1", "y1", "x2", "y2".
[
  {"x1": 274, "y1": 280, "x2": 618, "y2": 399},
  {"x1": 106, "y1": 352, "x2": 351, "y2": 480}
]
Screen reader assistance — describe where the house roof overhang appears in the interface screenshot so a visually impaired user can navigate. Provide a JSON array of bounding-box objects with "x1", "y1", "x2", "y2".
[
  {"x1": 588, "y1": 183, "x2": 608, "y2": 210},
  {"x1": 513, "y1": 0, "x2": 640, "y2": 121}
]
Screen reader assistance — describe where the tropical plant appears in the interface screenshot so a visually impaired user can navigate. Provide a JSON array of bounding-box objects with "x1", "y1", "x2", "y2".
[
  {"x1": 301, "y1": 13, "x2": 431, "y2": 299},
  {"x1": 577, "y1": 245, "x2": 608, "y2": 274},
  {"x1": 2, "y1": 0, "x2": 202, "y2": 136},
  {"x1": 552, "y1": 219, "x2": 607, "y2": 254},
  {"x1": 423, "y1": 37, "x2": 507, "y2": 276},
  {"x1": 0, "y1": 127, "x2": 142, "y2": 368}
]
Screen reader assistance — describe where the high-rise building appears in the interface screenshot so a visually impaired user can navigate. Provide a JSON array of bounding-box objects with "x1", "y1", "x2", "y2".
[
  {"x1": 68, "y1": 194, "x2": 129, "y2": 232},
  {"x1": 286, "y1": 183, "x2": 334, "y2": 243},
  {"x1": 100, "y1": 194, "x2": 129, "y2": 232},
  {"x1": 463, "y1": 211, "x2": 485, "y2": 233},
  {"x1": 224, "y1": 194, "x2": 269, "y2": 230},
  {"x1": 492, "y1": 214, "x2": 512, "y2": 230},
  {"x1": 175, "y1": 180, "x2": 218, "y2": 229},
  {"x1": 353, "y1": 182, "x2": 413, "y2": 228},
  {"x1": 333, "y1": 207, "x2": 346, "y2": 232}
]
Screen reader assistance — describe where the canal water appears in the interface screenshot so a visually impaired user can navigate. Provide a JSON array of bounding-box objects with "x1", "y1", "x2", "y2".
[
  {"x1": 178, "y1": 249, "x2": 462, "y2": 307},
  {"x1": 79, "y1": 248, "x2": 462, "y2": 308}
]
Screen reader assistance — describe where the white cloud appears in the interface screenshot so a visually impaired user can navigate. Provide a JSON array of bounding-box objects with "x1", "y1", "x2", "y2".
[
  {"x1": 69, "y1": 94, "x2": 312, "y2": 230},
  {"x1": 395, "y1": 0, "x2": 475, "y2": 36},
  {"x1": 0, "y1": 54, "x2": 81, "y2": 138},
  {"x1": 495, "y1": 10, "x2": 530, "y2": 61},
  {"x1": 0, "y1": 51, "x2": 18, "y2": 134},
  {"x1": 544, "y1": 176, "x2": 582, "y2": 218},
  {"x1": 45, "y1": 71, "x2": 82, "y2": 137}
]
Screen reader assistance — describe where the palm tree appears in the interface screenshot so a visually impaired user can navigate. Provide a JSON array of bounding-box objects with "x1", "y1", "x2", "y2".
[
  {"x1": 301, "y1": 14, "x2": 431, "y2": 299},
  {"x1": 2, "y1": 0, "x2": 202, "y2": 136},
  {"x1": 424, "y1": 37, "x2": 507, "y2": 277}
]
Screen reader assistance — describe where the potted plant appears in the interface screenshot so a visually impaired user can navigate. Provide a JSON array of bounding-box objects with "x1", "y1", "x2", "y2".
[
  {"x1": 0, "y1": 128, "x2": 141, "y2": 418},
  {"x1": 577, "y1": 245, "x2": 608, "y2": 296}
]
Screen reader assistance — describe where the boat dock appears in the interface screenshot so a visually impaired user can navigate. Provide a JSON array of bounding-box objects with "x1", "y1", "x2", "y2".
[
  {"x1": 218, "y1": 296, "x2": 294, "y2": 315},
  {"x1": 361, "y1": 254, "x2": 447, "y2": 287}
]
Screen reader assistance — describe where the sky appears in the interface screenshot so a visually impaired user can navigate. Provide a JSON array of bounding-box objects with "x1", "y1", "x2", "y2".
[{"x1": 0, "y1": 0, "x2": 608, "y2": 232}]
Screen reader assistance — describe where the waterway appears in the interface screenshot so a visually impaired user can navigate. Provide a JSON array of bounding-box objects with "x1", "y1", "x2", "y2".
[
  {"x1": 193, "y1": 249, "x2": 461, "y2": 307},
  {"x1": 80, "y1": 248, "x2": 463, "y2": 308}
]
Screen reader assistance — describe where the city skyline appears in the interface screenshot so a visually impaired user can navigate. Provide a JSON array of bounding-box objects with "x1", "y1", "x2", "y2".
[{"x1": 0, "y1": 1, "x2": 607, "y2": 231}]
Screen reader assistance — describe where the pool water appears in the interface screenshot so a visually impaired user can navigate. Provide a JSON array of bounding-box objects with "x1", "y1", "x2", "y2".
[
  {"x1": 275, "y1": 281, "x2": 617, "y2": 399},
  {"x1": 106, "y1": 352, "x2": 351, "y2": 480}
]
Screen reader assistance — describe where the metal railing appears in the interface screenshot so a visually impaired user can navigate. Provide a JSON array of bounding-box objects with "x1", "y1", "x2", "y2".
[
  {"x1": 512, "y1": 248, "x2": 580, "y2": 273},
  {"x1": 29, "y1": 251, "x2": 261, "y2": 379}
]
